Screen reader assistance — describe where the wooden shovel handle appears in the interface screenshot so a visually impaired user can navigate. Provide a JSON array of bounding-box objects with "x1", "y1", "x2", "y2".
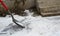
[{"x1": 0, "y1": 0, "x2": 8, "y2": 11}]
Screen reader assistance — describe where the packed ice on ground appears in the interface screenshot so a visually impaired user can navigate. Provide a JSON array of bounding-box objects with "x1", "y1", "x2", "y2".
[{"x1": 0, "y1": 10, "x2": 60, "y2": 36}]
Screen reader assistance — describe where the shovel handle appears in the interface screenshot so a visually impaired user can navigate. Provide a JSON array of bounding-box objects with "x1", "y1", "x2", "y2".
[{"x1": 0, "y1": 0, "x2": 8, "y2": 11}]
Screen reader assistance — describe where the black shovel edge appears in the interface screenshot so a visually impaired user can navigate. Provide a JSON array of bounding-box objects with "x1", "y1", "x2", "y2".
[{"x1": 8, "y1": 10, "x2": 25, "y2": 28}]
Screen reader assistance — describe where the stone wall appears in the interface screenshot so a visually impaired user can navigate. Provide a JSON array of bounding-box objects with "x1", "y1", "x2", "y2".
[
  {"x1": 36, "y1": 0, "x2": 60, "y2": 16},
  {"x1": 15, "y1": 0, "x2": 36, "y2": 10}
]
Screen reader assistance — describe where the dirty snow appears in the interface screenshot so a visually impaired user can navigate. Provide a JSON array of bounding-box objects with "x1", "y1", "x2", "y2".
[{"x1": 0, "y1": 10, "x2": 60, "y2": 36}]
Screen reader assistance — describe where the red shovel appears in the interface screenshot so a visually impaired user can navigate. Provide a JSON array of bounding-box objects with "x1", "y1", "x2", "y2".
[{"x1": 0, "y1": 0, "x2": 25, "y2": 28}]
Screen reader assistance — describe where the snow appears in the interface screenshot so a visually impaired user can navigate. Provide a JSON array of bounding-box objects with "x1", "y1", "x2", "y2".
[{"x1": 0, "y1": 10, "x2": 60, "y2": 36}]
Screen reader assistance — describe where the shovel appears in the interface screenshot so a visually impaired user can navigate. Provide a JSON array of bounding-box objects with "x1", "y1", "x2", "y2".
[{"x1": 0, "y1": 0, "x2": 25, "y2": 28}]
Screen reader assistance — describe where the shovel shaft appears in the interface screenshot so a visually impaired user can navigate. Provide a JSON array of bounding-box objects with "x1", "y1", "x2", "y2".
[
  {"x1": 0, "y1": 0, "x2": 8, "y2": 11},
  {"x1": 0, "y1": 0, "x2": 25, "y2": 28}
]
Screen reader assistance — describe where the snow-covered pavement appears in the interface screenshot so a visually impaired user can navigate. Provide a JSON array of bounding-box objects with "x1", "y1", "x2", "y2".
[{"x1": 0, "y1": 10, "x2": 60, "y2": 36}]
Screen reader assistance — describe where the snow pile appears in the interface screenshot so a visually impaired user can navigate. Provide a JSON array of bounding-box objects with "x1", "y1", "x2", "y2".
[
  {"x1": 0, "y1": 10, "x2": 60, "y2": 36},
  {"x1": 10, "y1": 16, "x2": 60, "y2": 36}
]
